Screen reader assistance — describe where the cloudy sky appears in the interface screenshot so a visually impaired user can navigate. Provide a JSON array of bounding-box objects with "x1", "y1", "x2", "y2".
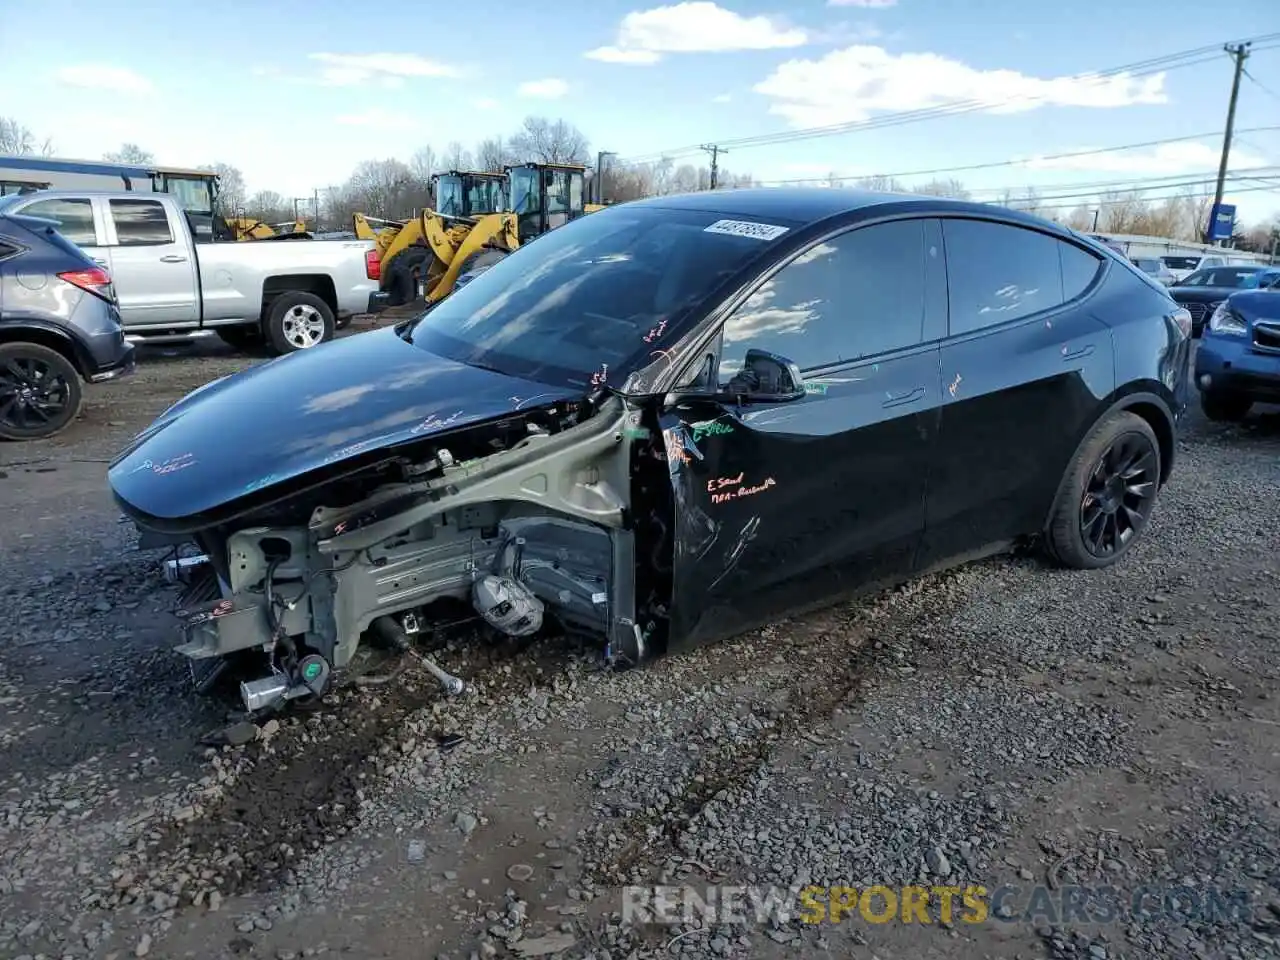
[{"x1": 2, "y1": 0, "x2": 1278, "y2": 224}]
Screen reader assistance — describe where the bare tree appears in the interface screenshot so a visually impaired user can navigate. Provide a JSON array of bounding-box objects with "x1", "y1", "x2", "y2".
[
  {"x1": 475, "y1": 137, "x2": 515, "y2": 173},
  {"x1": 0, "y1": 117, "x2": 53, "y2": 156},
  {"x1": 855, "y1": 175, "x2": 908, "y2": 193},
  {"x1": 911, "y1": 178, "x2": 971, "y2": 200},
  {"x1": 441, "y1": 141, "x2": 474, "y2": 172},
  {"x1": 103, "y1": 143, "x2": 154, "y2": 164},
  {"x1": 201, "y1": 162, "x2": 246, "y2": 215},
  {"x1": 508, "y1": 116, "x2": 590, "y2": 165},
  {"x1": 244, "y1": 190, "x2": 293, "y2": 224},
  {"x1": 409, "y1": 146, "x2": 437, "y2": 183}
]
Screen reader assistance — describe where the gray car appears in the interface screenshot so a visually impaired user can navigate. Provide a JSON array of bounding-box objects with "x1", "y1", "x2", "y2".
[
  {"x1": 0, "y1": 195, "x2": 135, "y2": 441},
  {"x1": 1130, "y1": 257, "x2": 1178, "y2": 286}
]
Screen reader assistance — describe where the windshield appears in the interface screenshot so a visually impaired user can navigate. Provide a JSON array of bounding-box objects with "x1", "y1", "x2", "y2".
[
  {"x1": 1242, "y1": 270, "x2": 1280, "y2": 289},
  {"x1": 408, "y1": 205, "x2": 795, "y2": 389},
  {"x1": 510, "y1": 167, "x2": 538, "y2": 215},
  {"x1": 436, "y1": 176, "x2": 463, "y2": 217},
  {"x1": 1181, "y1": 267, "x2": 1261, "y2": 287}
]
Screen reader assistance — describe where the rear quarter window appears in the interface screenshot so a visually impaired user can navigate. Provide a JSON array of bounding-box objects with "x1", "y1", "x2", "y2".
[
  {"x1": 1060, "y1": 243, "x2": 1102, "y2": 299},
  {"x1": 942, "y1": 219, "x2": 1066, "y2": 334}
]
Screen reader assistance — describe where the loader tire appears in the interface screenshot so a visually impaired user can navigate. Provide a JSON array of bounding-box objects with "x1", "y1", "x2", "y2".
[{"x1": 385, "y1": 246, "x2": 431, "y2": 307}]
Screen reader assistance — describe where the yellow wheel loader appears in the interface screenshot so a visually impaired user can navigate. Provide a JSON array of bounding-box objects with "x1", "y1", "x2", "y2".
[{"x1": 357, "y1": 163, "x2": 600, "y2": 307}]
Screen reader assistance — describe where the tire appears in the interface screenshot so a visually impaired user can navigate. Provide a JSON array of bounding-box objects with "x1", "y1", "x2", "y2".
[
  {"x1": 264, "y1": 292, "x2": 335, "y2": 355},
  {"x1": 0, "y1": 341, "x2": 84, "y2": 442},
  {"x1": 1200, "y1": 390, "x2": 1251, "y2": 423},
  {"x1": 385, "y1": 247, "x2": 431, "y2": 307},
  {"x1": 1043, "y1": 410, "x2": 1162, "y2": 570},
  {"x1": 215, "y1": 325, "x2": 265, "y2": 351}
]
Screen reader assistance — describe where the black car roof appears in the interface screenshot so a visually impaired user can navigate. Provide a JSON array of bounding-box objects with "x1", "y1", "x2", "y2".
[{"x1": 624, "y1": 187, "x2": 1077, "y2": 238}]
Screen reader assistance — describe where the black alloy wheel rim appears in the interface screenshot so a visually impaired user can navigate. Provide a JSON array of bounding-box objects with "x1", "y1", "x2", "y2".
[
  {"x1": 0, "y1": 355, "x2": 73, "y2": 432},
  {"x1": 1079, "y1": 432, "x2": 1158, "y2": 558}
]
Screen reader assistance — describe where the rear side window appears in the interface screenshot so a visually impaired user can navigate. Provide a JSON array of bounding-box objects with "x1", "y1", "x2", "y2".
[
  {"x1": 0, "y1": 238, "x2": 16, "y2": 260},
  {"x1": 1061, "y1": 243, "x2": 1102, "y2": 299},
  {"x1": 942, "y1": 219, "x2": 1067, "y2": 334},
  {"x1": 17, "y1": 198, "x2": 96, "y2": 245},
  {"x1": 110, "y1": 199, "x2": 173, "y2": 246}
]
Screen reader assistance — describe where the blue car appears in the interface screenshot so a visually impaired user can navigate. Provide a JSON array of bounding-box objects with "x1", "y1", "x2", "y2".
[{"x1": 1195, "y1": 268, "x2": 1280, "y2": 421}]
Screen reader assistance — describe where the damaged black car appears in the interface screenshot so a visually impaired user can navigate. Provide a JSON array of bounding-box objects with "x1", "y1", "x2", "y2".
[{"x1": 108, "y1": 189, "x2": 1190, "y2": 713}]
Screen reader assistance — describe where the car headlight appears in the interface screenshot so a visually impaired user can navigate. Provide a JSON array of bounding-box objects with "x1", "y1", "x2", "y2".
[{"x1": 1207, "y1": 301, "x2": 1247, "y2": 336}]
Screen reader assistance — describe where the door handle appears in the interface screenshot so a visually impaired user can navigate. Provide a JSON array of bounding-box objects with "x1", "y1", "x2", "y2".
[
  {"x1": 159, "y1": 254, "x2": 188, "y2": 263},
  {"x1": 882, "y1": 386, "x2": 925, "y2": 408},
  {"x1": 1061, "y1": 342, "x2": 1095, "y2": 361},
  {"x1": 92, "y1": 258, "x2": 107, "y2": 266}
]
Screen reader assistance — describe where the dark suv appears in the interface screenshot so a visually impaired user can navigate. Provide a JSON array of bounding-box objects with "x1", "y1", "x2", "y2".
[{"x1": 0, "y1": 196, "x2": 135, "y2": 441}]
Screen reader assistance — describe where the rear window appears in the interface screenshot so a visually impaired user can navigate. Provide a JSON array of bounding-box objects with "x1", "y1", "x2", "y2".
[
  {"x1": 14, "y1": 197, "x2": 96, "y2": 245},
  {"x1": 1162, "y1": 256, "x2": 1199, "y2": 271},
  {"x1": 409, "y1": 205, "x2": 792, "y2": 389}
]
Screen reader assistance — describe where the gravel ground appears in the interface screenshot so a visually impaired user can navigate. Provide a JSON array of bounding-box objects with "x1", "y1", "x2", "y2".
[{"x1": 1, "y1": 328, "x2": 1278, "y2": 960}]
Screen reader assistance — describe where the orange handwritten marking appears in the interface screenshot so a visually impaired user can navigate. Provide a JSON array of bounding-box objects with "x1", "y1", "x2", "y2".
[
  {"x1": 663, "y1": 428, "x2": 693, "y2": 465},
  {"x1": 709, "y1": 475, "x2": 776, "y2": 505}
]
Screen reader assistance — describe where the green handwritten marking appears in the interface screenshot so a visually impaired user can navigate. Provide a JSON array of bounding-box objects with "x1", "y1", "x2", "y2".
[
  {"x1": 623, "y1": 427, "x2": 650, "y2": 439},
  {"x1": 691, "y1": 420, "x2": 735, "y2": 441},
  {"x1": 303, "y1": 662, "x2": 321, "y2": 680},
  {"x1": 803, "y1": 382, "x2": 828, "y2": 395}
]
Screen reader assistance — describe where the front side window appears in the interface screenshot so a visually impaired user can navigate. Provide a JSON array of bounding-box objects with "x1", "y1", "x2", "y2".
[
  {"x1": 943, "y1": 219, "x2": 1066, "y2": 334},
  {"x1": 408, "y1": 206, "x2": 790, "y2": 389},
  {"x1": 110, "y1": 199, "x2": 173, "y2": 245},
  {"x1": 716, "y1": 220, "x2": 931, "y2": 386},
  {"x1": 18, "y1": 197, "x2": 96, "y2": 245},
  {"x1": 436, "y1": 176, "x2": 463, "y2": 217}
]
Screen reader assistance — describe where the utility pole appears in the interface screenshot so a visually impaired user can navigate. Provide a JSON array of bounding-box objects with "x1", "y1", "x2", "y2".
[
  {"x1": 1091, "y1": 209, "x2": 1099, "y2": 232},
  {"x1": 700, "y1": 144, "x2": 726, "y2": 189},
  {"x1": 1207, "y1": 41, "x2": 1250, "y2": 245}
]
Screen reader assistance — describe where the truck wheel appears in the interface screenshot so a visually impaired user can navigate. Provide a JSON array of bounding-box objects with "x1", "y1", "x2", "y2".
[
  {"x1": 0, "y1": 342, "x2": 83, "y2": 442},
  {"x1": 1200, "y1": 390, "x2": 1251, "y2": 423},
  {"x1": 265, "y1": 292, "x2": 335, "y2": 355}
]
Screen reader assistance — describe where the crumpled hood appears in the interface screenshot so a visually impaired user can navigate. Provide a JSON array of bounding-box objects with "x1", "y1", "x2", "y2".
[{"x1": 109, "y1": 326, "x2": 579, "y2": 521}]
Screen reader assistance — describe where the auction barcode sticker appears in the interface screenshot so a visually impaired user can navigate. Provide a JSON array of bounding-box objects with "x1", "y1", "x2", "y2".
[{"x1": 703, "y1": 219, "x2": 790, "y2": 241}]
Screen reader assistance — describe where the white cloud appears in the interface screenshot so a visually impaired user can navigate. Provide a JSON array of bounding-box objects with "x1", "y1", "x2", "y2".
[
  {"x1": 473, "y1": 97, "x2": 500, "y2": 110},
  {"x1": 586, "y1": 47, "x2": 663, "y2": 65},
  {"x1": 712, "y1": 92, "x2": 733, "y2": 103},
  {"x1": 1019, "y1": 141, "x2": 1268, "y2": 175},
  {"x1": 754, "y1": 45, "x2": 1168, "y2": 127},
  {"x1": 55, "y1": 65, "x2": 154, "y2": 96},
  {"x1": 518, "y1": 78, "x2": 569, "y2": 99},
  {"x1": 828, "y1": 0, "x2": 897, "y2": 6},
  {"x1": 307, "y1": 52, "x2": 459, "y2": 86},
  {"x1": 586, "y1": 2, "x2": 807, "y2": 65}
]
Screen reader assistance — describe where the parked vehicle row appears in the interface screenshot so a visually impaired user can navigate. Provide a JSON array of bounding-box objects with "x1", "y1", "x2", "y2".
[
  {"x1": 106, "y1": 189, "x2": 1191, "y2": 713},
  {"x1": 0, "y1": 197, "x2": 136, "y2": 440},
  {"x1": 1168, "y1": 264, "x2": 1280, "y2": 336},
  {"x1": 0, "y1": 190, "x2": 385, "y2": 356}
]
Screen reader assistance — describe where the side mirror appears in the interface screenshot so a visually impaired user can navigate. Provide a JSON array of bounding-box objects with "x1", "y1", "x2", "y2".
[{"x1": 666, "y1": 348, "x2": 806, "y2": 407}]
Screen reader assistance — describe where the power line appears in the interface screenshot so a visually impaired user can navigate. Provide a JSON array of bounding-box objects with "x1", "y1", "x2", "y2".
[
  {"x1": 619, "y1": 31, "x2": 1280, "y2": 164},
  {"x1": 1242, "y1": 66, "x2": 1280, "y2": 103},
  {"x1": 745, "y1": 126, "x2": 1280, "y2": 186},
  {"x1": 1012, "y1": 181, "x2": 1280, "y2": 214}
]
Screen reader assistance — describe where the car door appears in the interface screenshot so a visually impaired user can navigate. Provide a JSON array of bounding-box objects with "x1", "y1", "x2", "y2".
[
  {"x1": 661, "y1": 217, "x2": 947, "y2": 651},
  {"x1": 100, "y1": 196, "x2": 199, "y2": 329},
  {"x1": 917, "y1": 217, "x2": 1113, "y2": 568},
  {"x1": 11, "y1": 195, "x2": 111, "y2": 268}
]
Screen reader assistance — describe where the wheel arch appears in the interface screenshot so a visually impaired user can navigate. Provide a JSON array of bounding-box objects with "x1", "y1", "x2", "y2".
[
  {"x1": 260, "y1": 274, "x2": 338, "y2": 319},
  {"x1": 0, "y1": 318, "x2": 93, "y2": 378}
]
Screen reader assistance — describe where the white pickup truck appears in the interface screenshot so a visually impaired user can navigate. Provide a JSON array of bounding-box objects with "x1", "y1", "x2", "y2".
[{"x1": 2, "y1": 190, "x2": 386, "y2": 354}]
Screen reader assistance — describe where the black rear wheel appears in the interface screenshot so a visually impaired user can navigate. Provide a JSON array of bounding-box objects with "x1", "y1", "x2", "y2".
[
  {"x1": 1045, "y1": 410, "x2": 1161, "y2": 569},
  {"x1": 0, "y1": 342, "x2": 83, "y2": 442}
]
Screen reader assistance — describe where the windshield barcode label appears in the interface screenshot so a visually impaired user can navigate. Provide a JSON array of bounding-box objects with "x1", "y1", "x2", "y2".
[{"x1": 704, "y1": 219, "x2": 790, "y2": 241}]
